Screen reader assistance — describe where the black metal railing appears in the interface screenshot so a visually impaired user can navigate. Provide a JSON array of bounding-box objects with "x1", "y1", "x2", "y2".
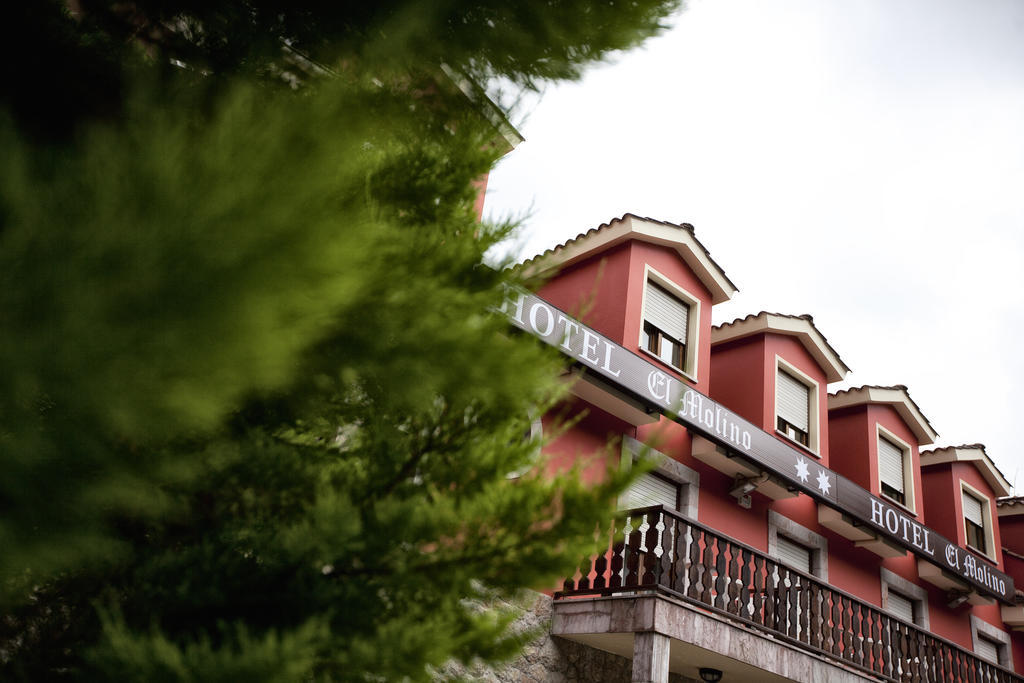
[{"x1": 556, "y1": 506, "x2": 1021, "y2": 683}]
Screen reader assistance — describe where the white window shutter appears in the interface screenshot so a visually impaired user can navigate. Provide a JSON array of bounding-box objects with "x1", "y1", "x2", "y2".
[
  {"x1": 976, "y1": 636, "x2": 1000, "y2": 663},
  {"x1": 644, "y1": 282, "x2": 688, "y2": 343},
  {"x1": 775, "y1": 535, "x2": 812, "y2": 573},
  {"x1": 776, "y1": 370, "x2": 810, "y2": 432},
  {"x1": 887, "y1": 590, "x2": 915, "y2": 623},
  {"x1": 963, "y1": 491, "x2": 985, "y2": 527},
  {"x1": 621, "y1": 472, "x2": 679, "y2": 510},
  {"x1": 878, "y1": 437, "x2": 905, "y2": 494}
]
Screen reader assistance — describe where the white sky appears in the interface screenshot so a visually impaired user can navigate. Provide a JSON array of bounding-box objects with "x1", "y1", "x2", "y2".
[{"x1": 484, "y1": 0, "x2": 1024, "y2": 489}]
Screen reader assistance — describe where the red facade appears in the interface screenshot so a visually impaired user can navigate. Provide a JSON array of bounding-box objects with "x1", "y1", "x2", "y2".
[{"x1": 518, "y1": 214, "x2": 1024, "y2": 681}]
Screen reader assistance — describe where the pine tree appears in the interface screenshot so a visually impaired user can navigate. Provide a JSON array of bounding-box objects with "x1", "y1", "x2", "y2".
[{"x1": 0, "y1": 1, "x2": 679, "y2": 679}]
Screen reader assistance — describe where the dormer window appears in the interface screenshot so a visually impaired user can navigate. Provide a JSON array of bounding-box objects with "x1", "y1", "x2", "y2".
[
  {"x1": 642, "y1": 281, "x2": 688, "y2": 370},
  {"x1": 773, "y1": 358, "x2": 821, "y2": 454},
  {"x1": 962, "y1": 488, "x2": 988, "y2": 555},
  {"x1": 878, "y1": 435, "x2": 907, "y2": 506},
  {"x1": 640, "y1": 268, "x2": 700, "y2": 378},
  {"x1": 776, "y1": 368, "x2": 811, "y2": 447},
  {"x1": 875, "y1": 426, "x2": 916, "y2": 513}
]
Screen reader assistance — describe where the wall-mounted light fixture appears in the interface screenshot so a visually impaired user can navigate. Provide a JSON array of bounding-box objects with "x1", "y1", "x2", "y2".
[
  {"x1": 729, "y1": 473, "x2": 768, "y2": 509},
  {"x1": 946, "y1": 589, "x2": 970, "y2": 608},
  {"x1": 699, "y1": 667, "x2": 723, "y2": 682}
]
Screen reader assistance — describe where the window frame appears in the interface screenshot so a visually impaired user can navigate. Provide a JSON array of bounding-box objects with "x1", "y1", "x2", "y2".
[
  {"x1": 642, "y1": 318, "x2": 685, "y2": 370},
  {"x1": 774, "y1": 356, "x2": 821, "y2": 456},
  {"x1": 960, "y1": 480, "x2": 997, "y2": 562},
  {"x1": 617, "y1": 437, "x2": 701, "y2": 568},
  {"x1": 886, "y1": 589, "x2": 915, "y2": 623},
  {"x1": 621, "y1": 469, "x2": 680, "y2": 511},
  {"x1": 767, "y1": 510, "x2": 828, "y2": 579},
  {"x1": 618, "y1": 435, "x2": 699, "y2": 519},
  {"x1": 639, "y1": 266, "x2": 701, "y2": 382},
  {"x1": 775, "y1": 534, "x2": 813, "y2": 574},
  {"x1": 767, "y1": 512, "x2": 826, "y2": 642},
  {"x1": 876, "y1": 425, "x2": 916, "y2": 515},
  {"x1": 880, "y1": 567, "x2": 929, "y2": 629},
  {"x1": 970, "y1": 615, "x2": 1013, "y2": 670},
  {"x1": 976, "y1": 635, "x2": 1001, "y2": 665}
]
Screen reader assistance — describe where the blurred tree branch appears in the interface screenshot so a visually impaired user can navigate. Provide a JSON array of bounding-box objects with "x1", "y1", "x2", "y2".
[{"x1": 0, "y1": 0, "x2": 679, "y2": 679}]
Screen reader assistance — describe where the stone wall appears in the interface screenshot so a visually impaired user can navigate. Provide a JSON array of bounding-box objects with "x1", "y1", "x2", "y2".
[{"x1": 438, "y1": 593, "x2": 695, "y2": 683}]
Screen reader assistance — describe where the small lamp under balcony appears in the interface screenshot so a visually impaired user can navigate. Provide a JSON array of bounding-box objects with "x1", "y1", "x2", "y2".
[{"x1": 699, "y1": 668, "x2": 723, "y2": 682}]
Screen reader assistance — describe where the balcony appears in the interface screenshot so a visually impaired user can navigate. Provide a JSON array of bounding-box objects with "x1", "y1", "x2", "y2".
[{"x1": 556, "y1": 506, "x2": 1021, "y2": 683}]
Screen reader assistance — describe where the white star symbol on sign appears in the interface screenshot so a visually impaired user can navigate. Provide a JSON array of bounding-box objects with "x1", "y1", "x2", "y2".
[
  {"x1": 816, "y1": 469, "x2": 831, "y2": 495},
  {"x1": 795, "y1": 458, "x2": 810, "y2": 483}
]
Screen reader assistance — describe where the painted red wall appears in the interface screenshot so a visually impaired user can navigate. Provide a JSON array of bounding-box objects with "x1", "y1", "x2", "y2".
[
  {"x1": 1004, "y1": 548, "x2": 1024, "y2": 585},
  {"x1": 921, "y1": 462, "x2": 1005, "y2": 571},
  {"x1": 881, "y1": 553, "x2": 919, "y2": 596},
  {"x1": 541, "y1": 397, "x2": 636, "y2": 486},
  {"x1": 762, "y1": 333, "x2": 830, "y2": 465},
  {"x1": 923, "y1": 580, "x2": 975, "y2": 649},
  {"x1": 623, "y1": 241, "x2": 714, "y2": 389},
  {"x1": 771, "y1": 494, "x2": 886, "y2": 602},
  {"x1": 868, "y1": 404, "x2": 926, "y2": 522},
  {"x1": 827, "y1": 533, "x2": 888, "y2": 602},
  {"x1": 537, "y1": 243, "x2": 633, "y2": 346},
  {"x1": 1001, "y1": 515, "x2": 1024, "y2": 557},
  {"x1": 915, "y1": 583, "x2": 1020, "y2": 660},
  {"x1": 922, "y1": 466, "x2": 959, "y2": 543},
  {"x1": 700, "y1": 474, "x2": 772, "y2": 551},
  {"x1": 828, "y1": 404, "x2": 925, "y2": 522},
  {"x1": 916, "y1": 461, "x2": 1013, "y2": 650},
  {"x1": 828, "y1": 406, "x2": 873, "y2": 493},
  {"x1": 634, "y1": 412, "x2": 772, "y2": 550},
  {"x1": 918, "y1": 462, "x2": 969, "y2": 649},
  {"x1": 540, "y1": 240, "x2": 716, "y2": 391},
  {"x1": 824, "y1": 403, "x2": 935, "y2": 634},
  {"x1": 709, "y1": 337, "x2": 767, "y2": 430},
  {"x1": 634, "y1": 415, "x2": 690, "y2": 461},
  {"x1": 708, "y1": 334, "x2": 891, "y2": 607},
  {"x1": 546, "y1": 369, "x2": 1020, "y2": 665},
  {"x1": 708, "y1": 330, "x2": 894, "y2": 603},
  {"x1": 1006, "y1": 543, "x2": 1024, "y2": 672},
  {"x1": 1001, "y1": 544, "x2": 1024, "y2": 672},
  {"x1": 953, "y1": 461, "x2": 1005, "y2": 571},
  {"x1": 874, "y1": 553, "x2": 991, "y2": 654},
  {"x1": 710, "y1": 332, "x2": 832, "y2": 462},
  {"x1": 534, "y1": 230, "x2": 1023, "y2": 665}
]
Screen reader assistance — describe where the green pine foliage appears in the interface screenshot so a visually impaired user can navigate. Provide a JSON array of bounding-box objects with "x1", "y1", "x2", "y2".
[{"x1": 1, "y1": 0, "x2": 679, "y2": 679}]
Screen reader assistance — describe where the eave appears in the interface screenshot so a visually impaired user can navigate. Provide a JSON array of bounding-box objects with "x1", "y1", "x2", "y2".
[
  {"x1": 920, "y1": 444, "x2": 1012, "y2": 498},
  {"x1": 519, "y1": 214, "x2": 738, "y2": 304},
  {"x1": 711, "y1": 312, "x2": 850, "y2": 383},
  {"x1": 828, "y1": 385, "x2": 938, "y2": 446}
]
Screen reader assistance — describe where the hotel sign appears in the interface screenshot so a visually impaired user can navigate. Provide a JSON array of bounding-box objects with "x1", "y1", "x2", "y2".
[{"x1": 498, "y1": 287, "x2": 1015, "y2": 603}]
